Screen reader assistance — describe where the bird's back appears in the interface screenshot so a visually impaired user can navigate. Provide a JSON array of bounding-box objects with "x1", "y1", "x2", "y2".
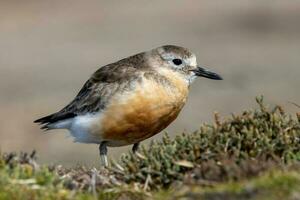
[{"x1": 34, "y1": 52, "x2": 147, "y2": 128}]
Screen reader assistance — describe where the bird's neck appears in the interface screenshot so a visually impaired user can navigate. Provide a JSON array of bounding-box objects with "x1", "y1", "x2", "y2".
[{"x1": 155, "y1": 67, "x2": 189, "y2": 96}]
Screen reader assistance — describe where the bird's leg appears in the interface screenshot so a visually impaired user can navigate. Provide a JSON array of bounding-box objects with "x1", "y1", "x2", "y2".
[
  {"x1": 99, "y1": 142, "x2": 108, "y2": 167},
  {"x1": 132, "y1": 143, "x2": 140, "y2": 154}
]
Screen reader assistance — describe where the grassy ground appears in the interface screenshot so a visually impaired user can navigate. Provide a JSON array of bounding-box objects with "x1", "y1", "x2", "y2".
[{"x1": 0, "y1": 97, "x2": 299, "y2": 200}]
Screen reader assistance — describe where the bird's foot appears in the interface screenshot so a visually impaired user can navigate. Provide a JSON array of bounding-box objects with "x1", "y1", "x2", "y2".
[
  {"x1": 132, "y1": 143, "x2": 140, "y2": 154},
  {"x1": 99, "y1": 142, "x2": 108, "y2": 167}
]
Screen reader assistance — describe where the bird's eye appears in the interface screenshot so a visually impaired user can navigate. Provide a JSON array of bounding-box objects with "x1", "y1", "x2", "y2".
[{"x1": 172, "y1": 59, "x2": 182, "y2": 66}]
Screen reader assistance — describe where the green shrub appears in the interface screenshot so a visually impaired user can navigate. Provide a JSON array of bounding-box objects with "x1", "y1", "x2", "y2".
[
  {"x1": 114, "y1": 97, "x2": 300, "y2": 189},
  {"x1": 0, "y1": 97, "x2": 299, "y2": 199}
]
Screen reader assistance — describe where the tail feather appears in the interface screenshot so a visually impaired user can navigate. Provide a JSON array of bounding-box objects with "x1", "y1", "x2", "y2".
[
  {"x1": 34, "y1": 112, "x2": 76, "y2": 130},
  {"x1": 41, "y1": 124, "x2": 51, "y2": 130},
  {"x1": 34, "y1": 114, "x2": 55, "y2": 124},
  {"x1": 34, "y1": 114, "x2": 55, "y2": 131}
]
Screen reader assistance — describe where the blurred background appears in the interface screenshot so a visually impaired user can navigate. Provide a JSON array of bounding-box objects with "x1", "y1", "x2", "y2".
[{"x1": 0, "y1": 0, "x2": 299, "y2": 166}]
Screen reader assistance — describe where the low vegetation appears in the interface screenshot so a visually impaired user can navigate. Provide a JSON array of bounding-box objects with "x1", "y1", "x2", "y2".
[{"x1": 0, "y1": 97, "x2": 299, "y2": 199}]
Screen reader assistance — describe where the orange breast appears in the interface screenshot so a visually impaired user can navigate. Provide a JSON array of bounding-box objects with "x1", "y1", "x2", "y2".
[{"x1": 94, "y1": 70, "x2": 189, "y2": 145}]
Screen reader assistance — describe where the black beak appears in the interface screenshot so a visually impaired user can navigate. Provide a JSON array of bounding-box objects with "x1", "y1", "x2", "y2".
[{"x1": 191, "y1": 66, "x2": 223, "y2": 80}]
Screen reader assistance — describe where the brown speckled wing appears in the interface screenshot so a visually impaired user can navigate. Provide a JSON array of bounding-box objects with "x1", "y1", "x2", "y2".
[{"x1": 34, "y1": 53, "x2": 146, "y2": 125}]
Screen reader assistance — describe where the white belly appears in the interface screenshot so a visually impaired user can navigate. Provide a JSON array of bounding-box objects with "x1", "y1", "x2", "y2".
[{"x1": 68, "y1": 114, "x2": 104, "y2": 144}]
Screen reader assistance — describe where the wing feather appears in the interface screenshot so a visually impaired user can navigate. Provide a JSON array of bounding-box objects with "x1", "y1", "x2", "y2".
[{"x1": 34, "y1": 54, "x2": 145, "y2": 127}]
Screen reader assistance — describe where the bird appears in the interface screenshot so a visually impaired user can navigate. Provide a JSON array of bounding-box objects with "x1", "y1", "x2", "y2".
[{"x1": 34, "y1": 45, "x2": 222, "y2": 166}]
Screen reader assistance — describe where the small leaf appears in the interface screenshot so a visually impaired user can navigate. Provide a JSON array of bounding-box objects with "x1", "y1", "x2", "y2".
[
  {"x1": 173, "y1": 160, "x2": 194, "y2": 168},
  {"x1": 136, "y1": 152, "x2": 147, "y2": 160}
]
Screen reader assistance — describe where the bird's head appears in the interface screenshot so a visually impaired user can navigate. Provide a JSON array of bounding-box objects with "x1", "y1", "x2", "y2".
[{"x1": 147, "y1": 45, "x2": 222, "y2": 84}]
